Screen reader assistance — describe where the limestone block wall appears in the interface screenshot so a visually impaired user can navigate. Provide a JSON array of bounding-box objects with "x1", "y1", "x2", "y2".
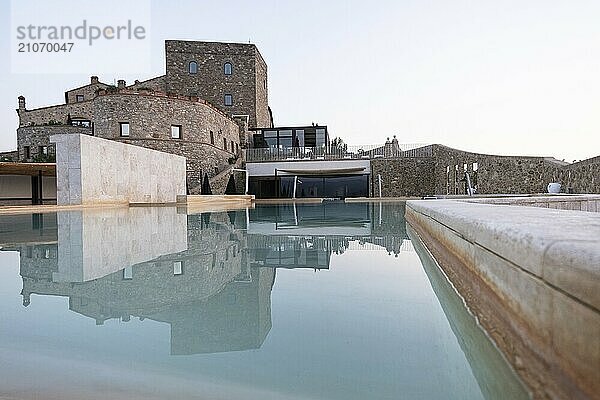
[{"x1": 51, "y1": 134, "x2": 186, "y2": 205}]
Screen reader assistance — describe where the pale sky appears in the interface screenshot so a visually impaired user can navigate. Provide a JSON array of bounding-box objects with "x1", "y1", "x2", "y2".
[{"x1": 1, "y1": 0, "x2": 599, "y2": 162}]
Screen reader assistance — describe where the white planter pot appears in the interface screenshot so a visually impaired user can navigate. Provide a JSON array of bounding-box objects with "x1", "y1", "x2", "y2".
[{"x1": 547, "y1": 182, "x2": 561, "y2": 194}]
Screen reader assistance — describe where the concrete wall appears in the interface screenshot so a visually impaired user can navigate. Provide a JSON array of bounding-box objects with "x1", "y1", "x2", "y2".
[{"x1": 51, "y1": 134, "x2": 186, "y2": 205}]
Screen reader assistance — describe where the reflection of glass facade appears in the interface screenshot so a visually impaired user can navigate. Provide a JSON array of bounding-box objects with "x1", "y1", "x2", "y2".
[{"x1": 249, "y1": 174, "x2": 369, "y2": 199}]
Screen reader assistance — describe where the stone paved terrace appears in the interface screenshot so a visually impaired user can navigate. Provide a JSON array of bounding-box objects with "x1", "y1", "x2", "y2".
[{"x1": 405, "y1": 195, "x2": 600, "y2": 400}]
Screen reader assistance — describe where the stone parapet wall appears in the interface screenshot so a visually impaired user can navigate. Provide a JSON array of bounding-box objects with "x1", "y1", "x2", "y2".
[
  {"x1": 18, "y1": 100, "x2": 93, "y2": 127},
  {"x1": 370, "y1": 158, "x2": 435, "y2": 197},
  {"x1": 430, "y1": 145, "x2": 599, "y2": 195}
]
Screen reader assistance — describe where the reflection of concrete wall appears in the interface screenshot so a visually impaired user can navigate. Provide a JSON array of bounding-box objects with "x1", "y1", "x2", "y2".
[
  {"x1": 53, "y1": 207, "x2": 187, "y2": 282},
  {"x1": 50, "y1": 134, "x2": 186, "y2": 205}
]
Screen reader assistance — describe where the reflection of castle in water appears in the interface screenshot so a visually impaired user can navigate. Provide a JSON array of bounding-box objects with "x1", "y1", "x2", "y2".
[{"x1": 2, "y1": 202, "x2": 410, "y2": 355}]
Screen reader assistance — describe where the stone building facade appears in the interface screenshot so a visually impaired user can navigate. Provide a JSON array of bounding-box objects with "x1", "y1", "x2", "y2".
[
  {"x1": 163, "y1": 40, "x2": 271, "y2": 129},
  {"x1": 14, "y1": 40, "x2": 272, "y2": 194}
]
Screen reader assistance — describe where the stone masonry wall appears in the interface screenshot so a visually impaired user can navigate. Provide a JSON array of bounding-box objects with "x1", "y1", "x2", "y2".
[
  {"x1": 91, "y1": 92, "x2": 241, "y2": 192},
  {"x1": 254, "y1": 54, "x2": 270, "y2": 128},
  {"x1": 372, "y1": 145, "x2": 598, "y2": 197},
  {"x1": 555, "y1": 156, "x2": 600, "y2": 194},
  {"x1": 431, "y1": 145, "x2": 571, "y2": 195},
  {"x1": 17, "y1": 91, "x2": 242, "y2": 192},
  {"x1": 18, "y1": 101, "x2": 93, "y2": 127},
  {"x1": 164, "y1": 40, "x2": 269, "y2": 128},
  {"x1": 17, "y1": 125, "x2": 92, "y2": 161},
  {"x1": 371, "y1": 158, "x2": 435, "y2": 197},
  {"x1": 65, "y1": 82, "x2": 110, "y2": 104}
]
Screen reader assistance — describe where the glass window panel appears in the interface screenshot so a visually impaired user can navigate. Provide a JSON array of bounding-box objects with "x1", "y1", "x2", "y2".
[
  {"x1": 296, "y1": 177, "x2": 324, "y2": 198},
  {"x1": 279, "y1": 129, "x2": 292, "y2": 137},
  {"x1": 316, "y1": 129, "x2": 326, "y2": 147},
  {"x1": 264, "y1": 131, "x2": 277, "y2": 137},
  {"x1": 295, "y1": 130, "x2": 305, "y2": 147},
  {"x1": 122, "y1": 266, "x2": 133, "y2": 280},
  {"x1": 224, "y1": 62, "x2": 232, "y2": 75},
  {"x1": 189, "y1": 61, "x2": 198, "y2": 74},
  {"x1": 224, "y1": 94, "x2": 233, "y2": 106},
  {"x1": 279, "y1": 136, "x2": 292, "y2": 148},
  {"x1": 173, "y1": 261, "x2": 183, "y2": 275},
  {"x1": 120, "y1": 123, "x2": 130, "y2": 137},
  {"x1": 171, "y1": 125, "x2": 181, "y2": 139},
  {"x1": 264, "y1": 137, "x2": 277, "y2": 148}
]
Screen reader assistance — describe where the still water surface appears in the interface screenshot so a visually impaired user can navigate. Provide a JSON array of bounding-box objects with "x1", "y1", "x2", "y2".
[{"x1": 0, "y1": 202, "x2": 528, "y2": 400}]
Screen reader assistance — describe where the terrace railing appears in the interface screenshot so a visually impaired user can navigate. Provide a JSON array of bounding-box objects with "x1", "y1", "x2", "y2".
[{"x1": 246, "y1": 143, "x2": 432, "y2": 162}]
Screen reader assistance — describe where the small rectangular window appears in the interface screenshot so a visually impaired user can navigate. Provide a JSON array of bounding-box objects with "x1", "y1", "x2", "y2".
[
  {"x1": 224, "y1": 138, "x2": 228, "y2": 151},
  {"x1": 173, "y1": 261, "x2": 183, "y2": 275},
  {"x1": 24, "y1": 146, "x2": 30, "y2": 159},
  {"x1": 224, "y1": 94, "x2": 233, "y2": 106},
  {"x1": 39, "y1": 146, "x2": 48, "y2": 156},
  {"x1": 120, "y1": 122, "x2": 130, "y2": 137},
  {"x1": 231, "y1": 140, "x2": 234, "y2": 152},
  {"x1": 76, "y1": 94, "x2": 84, "y2": 102},
  {"x1": 122, "y1": 266, "x2": 133, "y2": 280},
  {"x1": 171, "y1": 125, "x2": 182, "y2": 139}
]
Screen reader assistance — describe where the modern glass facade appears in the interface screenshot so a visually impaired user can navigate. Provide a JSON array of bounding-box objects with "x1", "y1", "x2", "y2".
[
  {"x1": 252, "y1": 126, "x2": 328, "y2": 149},
  {"x1": 248, "y1": 174, "x2": 369, "y2": 199}
]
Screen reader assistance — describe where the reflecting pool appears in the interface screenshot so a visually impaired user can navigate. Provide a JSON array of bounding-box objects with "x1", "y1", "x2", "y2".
[{"x1": 0, "y1": 202, "x2": 529, "y2": 399}]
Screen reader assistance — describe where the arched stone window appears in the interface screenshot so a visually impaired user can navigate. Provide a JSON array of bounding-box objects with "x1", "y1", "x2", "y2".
[
  {"x1": 224, "y1": 62, "x2": 232, "y2": 75},
  {"x1": 189, "y1": 61, "x2": 198, "y2": 74}
]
